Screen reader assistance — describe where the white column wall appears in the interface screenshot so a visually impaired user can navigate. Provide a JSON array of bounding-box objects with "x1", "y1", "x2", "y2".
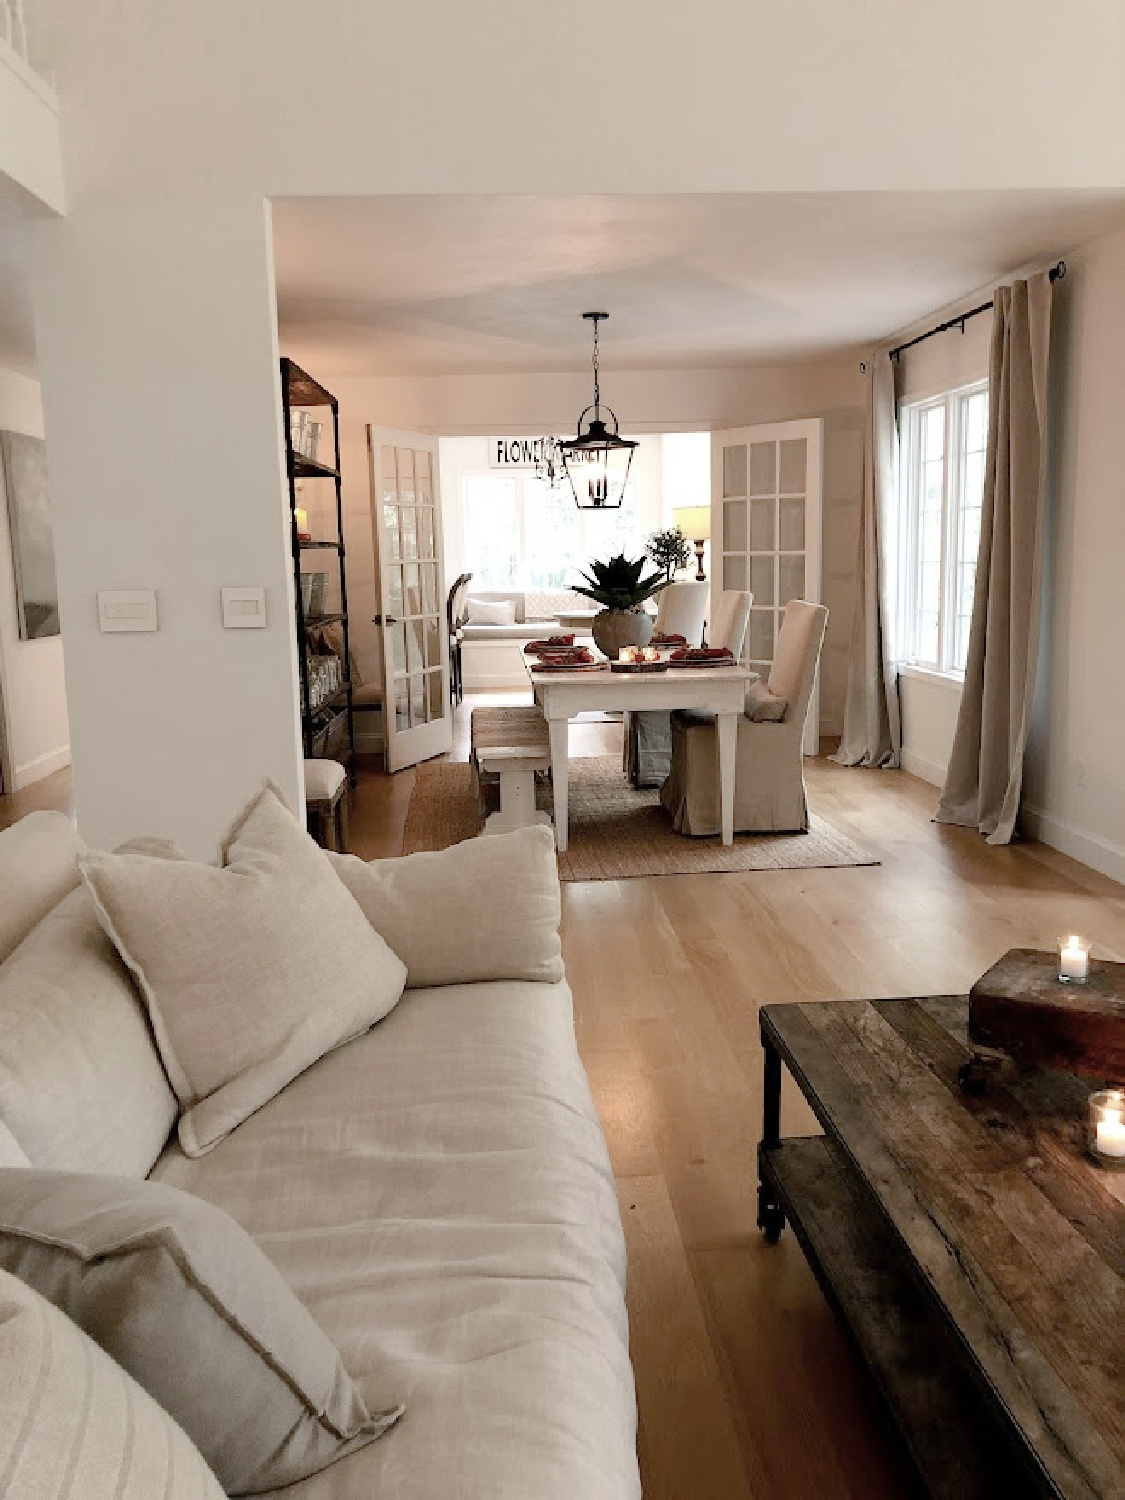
[{"x1": 27, "y1": 198, "x2": 302, "y2": 857}]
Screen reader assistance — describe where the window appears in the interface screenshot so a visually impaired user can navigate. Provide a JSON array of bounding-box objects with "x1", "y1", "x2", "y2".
[
  {"x1": 459, "y1": 469, "x2": 645, "y2": 590},
  {"x1": 898, "y1": 383, "x2": 988, "y2": 673}
]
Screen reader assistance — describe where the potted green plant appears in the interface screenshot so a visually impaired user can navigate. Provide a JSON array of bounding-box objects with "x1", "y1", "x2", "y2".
[
  {"x1": 572, "y1": 552, "x2": 669, "y2": 658},
  {"x1": 645, "y1": 526, "x2": 692, "y2": 582}
]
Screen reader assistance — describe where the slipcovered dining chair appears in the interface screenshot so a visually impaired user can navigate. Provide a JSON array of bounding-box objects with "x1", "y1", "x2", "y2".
[
  {"x1": 660, "y1": 599, "x2": 828, "y2": 835},
  {"x1": 625, "y1": 588, "x2": 751, "y2": 788},
  {"x1": 654, "y1": 580, "x2": 709, "y2": 645}
]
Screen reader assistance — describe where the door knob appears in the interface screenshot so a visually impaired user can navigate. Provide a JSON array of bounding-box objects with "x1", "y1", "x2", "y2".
[{"x1": 372, "y1": 615, "x2": 398, "y2": 626}]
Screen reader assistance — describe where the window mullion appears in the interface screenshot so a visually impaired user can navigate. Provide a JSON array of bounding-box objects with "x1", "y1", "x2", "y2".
[{"x1": 937, "y1": 398, "x2": 953, "y2": 672}]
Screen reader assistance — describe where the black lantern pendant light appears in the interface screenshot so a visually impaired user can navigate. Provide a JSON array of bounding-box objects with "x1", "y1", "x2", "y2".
[{"x1": 559, "y1": 311, "x2": 638, "y2": 510}]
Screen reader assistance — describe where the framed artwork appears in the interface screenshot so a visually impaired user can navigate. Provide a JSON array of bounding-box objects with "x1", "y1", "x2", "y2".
[{"x1": 1, "y1": 432, "x2": 59, "y2": 640}]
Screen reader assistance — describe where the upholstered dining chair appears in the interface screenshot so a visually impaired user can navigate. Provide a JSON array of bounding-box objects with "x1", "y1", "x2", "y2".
[
  {"x1": 660, "y1": 599, "x2": 828, "y2": 834},
  {"x1": 654, "y1": 580, "x2": 709, "y2": 645},
  {"x1": 624, "y1": 589, "x2": 752, "y2": 788}
]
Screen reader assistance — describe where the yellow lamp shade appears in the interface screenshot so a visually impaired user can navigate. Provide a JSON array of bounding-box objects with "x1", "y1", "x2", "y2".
[{"x1": 674, "y1": 506, "x2": 711, "y2": 542}]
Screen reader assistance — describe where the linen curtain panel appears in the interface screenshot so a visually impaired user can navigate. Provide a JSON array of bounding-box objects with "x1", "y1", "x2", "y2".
[
  {"x1": 832, "y1": 353, "x2": 901, "y2": 768},
  {"x1": 935, "y1": 272, "x2": 1053, "y2": 844}
]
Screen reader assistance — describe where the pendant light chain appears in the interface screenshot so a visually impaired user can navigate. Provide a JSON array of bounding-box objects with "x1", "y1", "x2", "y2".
[{"x1": 591, "y1": 313, "x2": 601, "y2": 416}]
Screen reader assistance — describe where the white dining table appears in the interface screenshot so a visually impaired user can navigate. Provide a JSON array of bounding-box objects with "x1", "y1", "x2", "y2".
[{"x1": 526, "y1": 659, "x2": 754, "y2": 851}]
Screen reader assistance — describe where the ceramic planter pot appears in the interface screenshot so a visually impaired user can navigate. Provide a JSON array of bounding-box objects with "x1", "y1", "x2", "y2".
[{"x1": 591, "y1": 608, "x2": 654, "y2": 659}]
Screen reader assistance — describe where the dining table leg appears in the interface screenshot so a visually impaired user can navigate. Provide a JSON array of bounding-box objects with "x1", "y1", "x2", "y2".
[
  {"x1": 717, "y1": 709, "x2": 737, "y2": 846},
  {"x1": 548, "y1": 715, "x2": 570, "y2": 852}
]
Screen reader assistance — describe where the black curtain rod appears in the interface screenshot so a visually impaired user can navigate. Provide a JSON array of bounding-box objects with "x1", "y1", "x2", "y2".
[{"x1": 887, "y1": 260, "x2": 1066, "y2": 363}]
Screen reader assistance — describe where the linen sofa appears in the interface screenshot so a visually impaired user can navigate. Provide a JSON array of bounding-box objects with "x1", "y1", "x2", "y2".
[{"x1": 0, "y1": 810, "x2": 640, "y2": 1500}]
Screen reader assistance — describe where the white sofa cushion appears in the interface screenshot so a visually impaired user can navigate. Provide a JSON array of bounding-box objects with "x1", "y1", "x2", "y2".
[
  {"x1": 0, "y1": 810, "x2": 84, "y2": 964},
  {"x1": 327, "y1": 824, "x2": 563, "y2": 988},
  {"x1": 150, "y1": 978, "x2": 640, "y2": 1500},
  {"x1": 0, "y1": 1267, "x2": 226, "y2": 1500},
  {"x1": 0, "y1": 887, "x2": 178, "y2": 1177},
  {"x1": 0, "y1": 1168, "x2": 401, "y2": 1495},
  {"x1": 79, "y1": 784, "x2": 408, "y2": 1158}
]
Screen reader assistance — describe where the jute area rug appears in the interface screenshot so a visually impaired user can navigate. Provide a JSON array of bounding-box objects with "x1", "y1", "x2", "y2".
[{"x1": 403, "y1": 756, "x2": 878, "y2": 882}]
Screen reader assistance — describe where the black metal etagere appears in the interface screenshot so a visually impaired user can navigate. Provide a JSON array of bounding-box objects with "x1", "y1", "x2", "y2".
[{"x1": 280, "y1": 358, "x2": 355, "y2": 781}]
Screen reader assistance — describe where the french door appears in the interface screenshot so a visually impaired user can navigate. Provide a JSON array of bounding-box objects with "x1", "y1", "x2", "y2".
[
  {"x1": 712, "y1": 419, "x2": 823, "y2": 754},
  {"x1": 367, "y1": 428, "x2": 453, "y2": 772}
]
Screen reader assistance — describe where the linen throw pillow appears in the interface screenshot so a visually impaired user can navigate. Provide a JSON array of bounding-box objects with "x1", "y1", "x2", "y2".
[
  {"x1": 80, "y1": 783, "x2": 408, "y2": 1157},
  {"x1": 466, "y1": 596, "x2": 517, "y2": 626},
  {"x1": 745, "y1": 680, "x2": 789, "y2": 722},
  {"x1": 328, "y1": 823, "x2": 563, "y2": 988},
  {"x1": 0, "y1": 1169, "x2": 402, "y2": 1494},
  {"x1": 0, "y1": 810, "x2": 85, "y2": 964},
  {"x1": 0, "y1": 886, "x2": 178, "y2": 1178},
  {"x1": 0, "y1": 1267, "x2": 226, "y2": 1500}
]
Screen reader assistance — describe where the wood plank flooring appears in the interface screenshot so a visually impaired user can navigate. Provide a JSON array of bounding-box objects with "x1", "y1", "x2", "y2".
[
  {"x1": 351, "y1": 695, "x2": 1125, "y2": 1500},
  {"x1": 9, "y1": 705, "x2": 1123, "y2": 1500}
]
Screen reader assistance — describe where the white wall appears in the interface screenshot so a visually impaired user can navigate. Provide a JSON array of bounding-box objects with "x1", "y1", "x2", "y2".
[
  {"x1": 30, "y1": 2, "x2": 1125, "y2": 203},
  {"x1": 0, "y1": 365, "x2": 70, "y2": 789},
  {"x1": 27, "y1": 201, "x2": 303, "y2": 857},
  {"x1": 1024, "y1": 226, "x2": 1125, "y2": 881},
  {"x1": 0, "y1": 35, "x2": 64, "y2": 213}
]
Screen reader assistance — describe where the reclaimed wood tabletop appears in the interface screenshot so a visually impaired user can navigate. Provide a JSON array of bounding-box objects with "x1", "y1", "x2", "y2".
[{"x1": 761, "y1": 996, "x2": 1124, "y2": 1500}]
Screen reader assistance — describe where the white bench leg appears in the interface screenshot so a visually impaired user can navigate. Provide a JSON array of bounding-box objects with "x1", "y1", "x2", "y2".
[{"x1": 483, "y1": 767, "x2": 552, "y2": 835}]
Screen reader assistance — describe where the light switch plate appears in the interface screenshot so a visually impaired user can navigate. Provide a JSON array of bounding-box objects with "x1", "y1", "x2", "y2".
[
  {"x1": 98, "y1": 589, "x2": 158, "y2": 633},
  {"x1": 221, "y1": 587, "x2": 267, "y2": 629}
]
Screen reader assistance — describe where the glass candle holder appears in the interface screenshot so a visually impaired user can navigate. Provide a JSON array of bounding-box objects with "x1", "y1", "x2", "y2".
[
  {"x1": 1057, "y1": 933, "x2": 1091, "y2": 984},
  {"x1": 1088, "y1": 1089, "x2": 1125, "y2": 1166}
]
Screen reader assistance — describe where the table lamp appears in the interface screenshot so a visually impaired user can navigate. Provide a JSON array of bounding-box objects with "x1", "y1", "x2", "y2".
[{"x1": 673, "y1": 507, "x2": 711, "y2": 581}]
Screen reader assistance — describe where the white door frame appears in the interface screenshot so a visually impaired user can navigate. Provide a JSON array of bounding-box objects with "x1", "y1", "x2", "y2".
[
  {"x1": 367, "y1": 427, "x2": 453, "y2": 773},
  {"x1": 711, "y1": 418, "x2": 823, "y2": 755}
]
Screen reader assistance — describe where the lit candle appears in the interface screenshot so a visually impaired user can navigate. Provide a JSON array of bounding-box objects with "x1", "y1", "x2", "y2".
[
  {"x1": 1089, "y1": 1089, "x2": 1125, "y2": 1163},
  {"x1": 1097, "y1": 1107, "x2": 1125, "y2": 1158},
  {"x1": 619, "y1": 647, "x2": 632, "y2": 663},
  {"x1": 643, "y1": 646, "x2": 659, "y2": 662},
  {"x1": 1057, "y1": 934, "x2": 1091, "y2": 983},
  {"x1": 294, "y1": 506, "x2": 310, "y2": 540}
]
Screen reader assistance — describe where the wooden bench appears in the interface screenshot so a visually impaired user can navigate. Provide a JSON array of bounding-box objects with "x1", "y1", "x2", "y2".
[{"x1": 470, "y1": 706, "x2": 553, "y2": 837}]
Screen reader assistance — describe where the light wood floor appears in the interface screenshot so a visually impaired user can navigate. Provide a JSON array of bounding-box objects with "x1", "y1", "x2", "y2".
[
  {"x1": 11, "y1": 713, "x2": 1124, "y2": 1499},
  {"x1": 353, "y1": 696, "x2": 1125, "y2": 1500}
]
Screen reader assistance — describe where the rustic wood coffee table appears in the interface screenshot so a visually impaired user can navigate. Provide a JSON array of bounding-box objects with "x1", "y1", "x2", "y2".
[{"x1": 758, "y1": 997, "x2": 1123, "y2": 1500}]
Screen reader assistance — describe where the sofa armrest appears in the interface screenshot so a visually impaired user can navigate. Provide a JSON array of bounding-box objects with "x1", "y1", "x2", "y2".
[{"x1": 327, "y1": 826, "x2": 563, "y2": 988}]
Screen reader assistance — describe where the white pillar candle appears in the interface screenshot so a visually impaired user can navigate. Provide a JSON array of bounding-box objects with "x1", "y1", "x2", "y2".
[
  {"x1": 1096, "y1": 1107, "x2": 1125, "y2": 1158},
  {"x1": 1057, "y1": 934, "x2": 1090, "y2": 983}
]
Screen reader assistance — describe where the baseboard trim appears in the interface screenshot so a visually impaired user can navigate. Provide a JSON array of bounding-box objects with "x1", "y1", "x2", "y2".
[
  {"x1": 900, "y1": 746, "x2": 947, "y2": 788},
  {"x1": 13, "y1": 744, "x2": 71, "y2": 790},
  {"x1": 1021, "y1": 802, "x2": 1125, "y2": 885}
]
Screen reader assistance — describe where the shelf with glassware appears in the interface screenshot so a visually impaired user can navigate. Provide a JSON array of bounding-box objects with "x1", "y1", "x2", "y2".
[{"x1": 280, "y1": 357, "x2": 355, "y2": 781}]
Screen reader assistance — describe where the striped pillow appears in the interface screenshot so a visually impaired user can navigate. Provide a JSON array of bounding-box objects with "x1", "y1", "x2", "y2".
[{"x1": 0, "y1": 1268, "x2": 224, "y2": 1499}]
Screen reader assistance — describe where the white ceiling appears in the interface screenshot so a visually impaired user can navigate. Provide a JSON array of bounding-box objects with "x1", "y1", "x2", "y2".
[
  {"x1": 272, "y1": 192, "x2": 1125, "y2": 377},
  {"x1": 4, "y1": 191, "x2": 1125, "y2": 382}
]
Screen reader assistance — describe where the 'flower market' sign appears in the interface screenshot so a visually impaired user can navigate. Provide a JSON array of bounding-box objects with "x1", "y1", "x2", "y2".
[{"x1": 488, "y1": 437, "x2": 560, "y2": 469}]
